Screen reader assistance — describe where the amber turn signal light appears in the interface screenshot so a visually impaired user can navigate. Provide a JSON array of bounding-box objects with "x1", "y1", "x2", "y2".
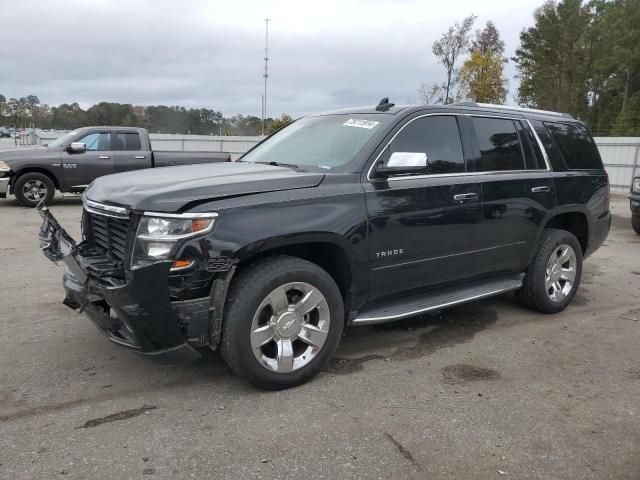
[
  {"x1": 171, "y1": 259, "x2": 194, "y2": 270},
  {"x1": 191, "y1": 219, "x2": 212, "y2": 233}
]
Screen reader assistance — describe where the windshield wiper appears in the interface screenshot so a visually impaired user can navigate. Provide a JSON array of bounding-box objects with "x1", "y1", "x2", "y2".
[{"x1": 255, "y1": 161, "x2": 301, "y2": 169}]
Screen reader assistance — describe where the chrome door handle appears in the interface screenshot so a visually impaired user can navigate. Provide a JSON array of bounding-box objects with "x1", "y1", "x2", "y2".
[
  {"x1": 134, "y1": 155, "x2": 146, "y2": 159},
  {"x1": 531, "y1": 186, "x2": 550, "y2": 193},
  {"x1": 453, "y1": 193, "x2": 479, "y2": 202},
  {"x1": 98, "y1": 155, "x2": 111, "y2": 159}
]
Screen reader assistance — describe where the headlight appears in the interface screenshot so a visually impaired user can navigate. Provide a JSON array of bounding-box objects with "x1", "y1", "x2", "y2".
[
  {"x1": 633, "y1": 178, "x2": 640, "y2": 193},
  {"x1": 0, "y1": 160, "x2": 11, "y2": 176},
  {"x1": 131, "y1": 212, "x2": 217, "y2": 270}
]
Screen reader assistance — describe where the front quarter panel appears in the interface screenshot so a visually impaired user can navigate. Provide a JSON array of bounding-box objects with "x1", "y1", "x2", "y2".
[{"x1": 190, "y1": 176, "x2": 370, "y2": 300}]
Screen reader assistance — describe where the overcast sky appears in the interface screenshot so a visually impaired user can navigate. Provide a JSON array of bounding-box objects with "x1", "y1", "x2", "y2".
[{"x1": 0, "y1": 0, "x2": 542, "y2": 117}]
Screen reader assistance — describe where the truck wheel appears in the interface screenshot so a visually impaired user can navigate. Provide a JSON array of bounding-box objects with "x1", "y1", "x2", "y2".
[
  {"x1": 632, "y1": 215, "x2": 640, "y2": 235},
  {"x1": 220, "y1": 255, "x2": 344, "y2": 390},
  {"x1": 517, "y1": 229, "x2": 583, "y2": 314},
  {"x1": 14, "y1": 172, "x2": 55, "y2": 207}
]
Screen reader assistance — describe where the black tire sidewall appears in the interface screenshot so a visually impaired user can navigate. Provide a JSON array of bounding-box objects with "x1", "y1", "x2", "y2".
[
  {"x1": 221, "y1": 257, "x2": 344, "y2": 389},
  {"x1": 632, "y1": 215, "x2": 640, "y2": 235},
  {"x1": 14, "y1": 173, "x2": 55, "y2": 207},
  {"x1": 529, "y1": 230, "x2": 583, "y2": 313}
]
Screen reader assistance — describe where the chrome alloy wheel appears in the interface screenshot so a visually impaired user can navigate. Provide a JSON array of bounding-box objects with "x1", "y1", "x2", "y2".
[
  {"x1": 22, "y1": 179, "x2": 48, "y2": 201},
  {"x1": 545, "y1": 244, "x2": 577, "y2": 303},
  {"x1": 250, "y1": 282, "x2": 330, "y2": 373}
]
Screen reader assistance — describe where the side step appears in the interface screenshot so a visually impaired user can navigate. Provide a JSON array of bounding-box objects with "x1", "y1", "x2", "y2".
[{"x1": 353, "y1": 274, "x2": 524, "y2": 325}]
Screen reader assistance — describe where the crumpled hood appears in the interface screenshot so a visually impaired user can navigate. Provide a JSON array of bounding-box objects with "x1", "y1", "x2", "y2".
[{"x1": 85, "y1": 162, "x2": 325, "y2": 212}]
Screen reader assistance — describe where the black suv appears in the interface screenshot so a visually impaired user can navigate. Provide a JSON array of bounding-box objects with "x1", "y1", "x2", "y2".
[{"x1": 38, "y1": 100, "x2": 611, "y2": 389}]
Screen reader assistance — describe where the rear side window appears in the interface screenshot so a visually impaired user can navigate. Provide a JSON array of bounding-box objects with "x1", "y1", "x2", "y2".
[
  {"x1": 384, "y1": 115, "x2": 465, "y2": 174},
  {"x1": 544, "y1": 122, "x2": 603, "y2": 170},
  {"x1": 471, "y1": 117, "x2": 525, "y2": 171},
  {"x1": 114, "y1": 132, "x2": 141, "y2": 151}
]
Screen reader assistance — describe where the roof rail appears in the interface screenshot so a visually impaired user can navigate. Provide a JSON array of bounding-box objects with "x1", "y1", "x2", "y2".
[{"x1": 452, "y1": 102, "x2": 573, "y2": 119}]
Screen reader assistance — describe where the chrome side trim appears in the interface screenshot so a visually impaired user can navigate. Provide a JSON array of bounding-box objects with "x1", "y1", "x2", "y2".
[
  {"x1": 71, "y1": 184, "x2": 89, "y2": 189},
  {"x1": 143, "y1": 211, "x2": 218, "y2": 219},
  {"x1": 84, "y1": 198, "x2": 128, "y2": 216},
  {"x1": 367, "y1": 113, "x2": 552, "y2": 183},
  {"x1": 372, "y1": 241, "x2": 526, "y2": 271},
  {"x1": 353, "y1": 283, "x2": 523, "y2": 324},
  {"x1": 525, "y1": 119, "x2": 552, "y2": 171}
]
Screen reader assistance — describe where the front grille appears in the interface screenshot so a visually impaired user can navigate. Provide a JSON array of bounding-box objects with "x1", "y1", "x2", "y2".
[{"x1": 85, "y1": 211, "x2": 131, "y2": 263}]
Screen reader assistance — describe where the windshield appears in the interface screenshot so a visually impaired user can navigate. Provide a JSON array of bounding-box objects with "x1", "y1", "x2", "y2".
[
  {"x1": 48, "y1": 130, "x2": 79, "y2": 148},
  {"x1": 241, "y1": 114, "x2": 388, "y2": 170}
]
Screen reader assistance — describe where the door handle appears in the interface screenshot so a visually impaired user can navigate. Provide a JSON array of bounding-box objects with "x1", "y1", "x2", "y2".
[
  {"x1": 531, "y1": 186, "x2": 550, "y2": 193},
  {"x1": 453, "y1": 193, "x2": 479, "y2": 202},
  {"x1": 98, "y1": 155, "x2": 111, "y2": 159},
  {"x1": 134, "y1": 155, "x2": 146, "y2": 159}
]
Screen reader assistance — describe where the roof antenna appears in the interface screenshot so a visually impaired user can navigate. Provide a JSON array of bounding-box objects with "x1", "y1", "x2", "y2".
[{"x1": 376, "y1": 97, "x2": 395, "y2": 112}]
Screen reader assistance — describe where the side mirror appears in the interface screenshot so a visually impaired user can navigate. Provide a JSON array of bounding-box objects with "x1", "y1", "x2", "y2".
[
  {"x1": 68, "y1": 142, "x2": 86, "y2": 153},
  {"x1": 376, "y1": 152, "x2": 428, "y2": 177}
]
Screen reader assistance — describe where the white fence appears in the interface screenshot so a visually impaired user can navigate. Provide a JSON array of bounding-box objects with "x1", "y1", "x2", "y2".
[
  {"x1": 11, "y1": 130, "x2": 640, "y2": 192},
  {"x1": 593, "y1": 137, "x2": 639, "y2": 193}
]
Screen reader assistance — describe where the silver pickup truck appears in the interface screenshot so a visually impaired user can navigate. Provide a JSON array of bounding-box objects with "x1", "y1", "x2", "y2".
[{"x1": 0, "y1": 126, "x2": 231, "y2": 206}]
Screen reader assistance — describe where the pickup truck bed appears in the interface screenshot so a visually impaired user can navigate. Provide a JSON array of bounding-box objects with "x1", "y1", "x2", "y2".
[{"x1": 0, "y1": 126, "x2": 232, "y2": 207}]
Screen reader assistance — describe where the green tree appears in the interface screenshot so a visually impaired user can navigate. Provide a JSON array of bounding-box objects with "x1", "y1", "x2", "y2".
[
  {"x1": 513, "y1": 0, "x2": 593, "y2": 117},
  {"x1": 458, "y1": 50, "x2": 507, "y2": 103},
  {"x1": 267, "y1": 114, "x2": 294, "y2": 134},
  {"x1": 457, "y1": 21, "x2": 507, "y2": 103}
]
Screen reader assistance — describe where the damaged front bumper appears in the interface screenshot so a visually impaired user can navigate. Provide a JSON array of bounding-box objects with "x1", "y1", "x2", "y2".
[{"x1": 37, "y1": 204, "x2": 232, "y2": 361}]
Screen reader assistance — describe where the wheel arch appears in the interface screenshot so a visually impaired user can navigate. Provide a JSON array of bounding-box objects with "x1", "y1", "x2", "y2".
[
  {"x1": 541, "y1": 210, "x2": 589, "y2": 254},
  {"x1": 233, "y1": 235, "x2": 356, "y2": 313},
  {"x1": 11, "y1": 167, "x2": 60, "y2": 193}
]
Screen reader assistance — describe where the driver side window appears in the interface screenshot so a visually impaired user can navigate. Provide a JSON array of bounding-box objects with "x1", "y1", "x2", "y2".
[
  {"x1": 77, "y1": 132, "x2": 110, "y2": 151},
  {"x1": 383, "y1": 115, "x2": 465, "y2": 174}
]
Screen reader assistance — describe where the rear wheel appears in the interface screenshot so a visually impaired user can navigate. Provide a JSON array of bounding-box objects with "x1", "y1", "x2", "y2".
[
  {"x1": 517, "y1": 229, "x2": 583, "y2": 314},
  {"x1": 220, "y1": 255, "x2": 344, "y2": 390},
  {"x1": 14, "y1": 172, "x2": 55, "y2": 207},
  {"x1": 632, "y1": 215, "x2": 640, "y2": 235}
]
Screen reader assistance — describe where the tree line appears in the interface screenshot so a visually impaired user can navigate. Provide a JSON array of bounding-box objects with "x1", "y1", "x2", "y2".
[
  {"x1": 422, "y1": 0, "x2": 640, "y2": 136},
  {"x1": 0, "y1": 95, "x2": 293, "y2": 136}
]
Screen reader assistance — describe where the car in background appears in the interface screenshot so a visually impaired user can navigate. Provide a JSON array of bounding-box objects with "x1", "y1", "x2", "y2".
[
  {"x1": 631, "y1": 176, "x2": 640, "y2": 234},
  {"x1": 0, "y1": 127, "x2": 10, "y2": 138}
]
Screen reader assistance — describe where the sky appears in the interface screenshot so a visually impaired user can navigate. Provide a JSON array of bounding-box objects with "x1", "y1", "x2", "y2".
[{"x1": 0, "y1": 0, "x2": 543, "y2": 118}]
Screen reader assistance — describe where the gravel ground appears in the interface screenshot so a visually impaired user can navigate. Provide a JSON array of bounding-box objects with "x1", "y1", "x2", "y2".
[{"x1": 0, "y1": 195, "x2": 639, "y2": 480}]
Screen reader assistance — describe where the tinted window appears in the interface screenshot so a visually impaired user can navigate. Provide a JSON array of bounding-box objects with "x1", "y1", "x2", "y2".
[
  {"x1": 384, "y1": 115, "x2": 465, "y2": 174},
  {"x1": 544, "y1": 122, "x2": 603, "y2": 170},
  {"x1": 471, "y1": 117, "x2": 524, "y2": 171},
  {"x1": 114, "y1": 132, "x2": 141, "y2": 151},
  {"x1": 78, "y1": 132, "x2": 110, "y2": 151}
]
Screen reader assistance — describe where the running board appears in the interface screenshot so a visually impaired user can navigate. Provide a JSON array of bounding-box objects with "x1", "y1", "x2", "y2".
[{"x1": 353, "y1": 274, "x2": 524, "y2": 325}]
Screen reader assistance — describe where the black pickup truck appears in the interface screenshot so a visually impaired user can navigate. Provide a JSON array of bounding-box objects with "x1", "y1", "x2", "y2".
[
  {"x1": 38, "y1": 100, "x2": 611, "y2": 389},
  {"x1": 0, "y1": 126, "x2": 230, "y2": 207}
]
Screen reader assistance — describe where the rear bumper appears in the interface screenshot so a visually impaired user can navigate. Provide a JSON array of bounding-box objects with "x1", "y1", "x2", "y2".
[
  {"x1": 630, "y1": 193, "x2": 640, "y2": 215},
  {"x1": 586, "y1": 211, "x2": 611, "y2": 258},
  {"x1": 0, "y1": 177, "x2": 9, "y2": 198}
]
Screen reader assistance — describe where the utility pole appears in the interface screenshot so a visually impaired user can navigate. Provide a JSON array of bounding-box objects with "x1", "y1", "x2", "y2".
[{"x1": 261, "y1": 18, "x2": 270, "y2": 136}]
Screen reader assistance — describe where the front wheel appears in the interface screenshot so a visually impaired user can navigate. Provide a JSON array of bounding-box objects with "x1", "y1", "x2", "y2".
[
  {"x1": 517, "y1": 229, "x2": 583, "y2": 314},
  {"x1": 220, "y1": 255, "x2": 344, "y2": 390},
  {"x1": 632, "y1": 215, "x2": 640, "y2": 235},
  {"x1": 14, "y1": 172, "x2": 55, "y2": 207}
]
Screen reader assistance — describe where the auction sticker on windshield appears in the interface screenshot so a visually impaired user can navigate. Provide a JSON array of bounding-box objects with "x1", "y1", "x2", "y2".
[{"x1": 343, "y1": 119, "x2": 380, "y2": 129}]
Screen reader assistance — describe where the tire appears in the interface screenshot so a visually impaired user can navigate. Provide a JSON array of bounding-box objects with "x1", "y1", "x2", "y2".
[
  {"x1": 632, "y1": 215, "x2": 640, "y2": 235},
  {"x1": 220, "y1": 255, "x2": 344, "y2": 390},
  {"x1": 517, "y1": 229, "x2": 583, "y2": 314},
  {"x1": 14, "y1": 172, "x2": 55, "y2": 207}
]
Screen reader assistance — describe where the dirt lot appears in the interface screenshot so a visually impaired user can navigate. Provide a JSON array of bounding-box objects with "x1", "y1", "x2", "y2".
[{"x1": 1, "y1": 195, "x2": 639, "y2": 480}]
